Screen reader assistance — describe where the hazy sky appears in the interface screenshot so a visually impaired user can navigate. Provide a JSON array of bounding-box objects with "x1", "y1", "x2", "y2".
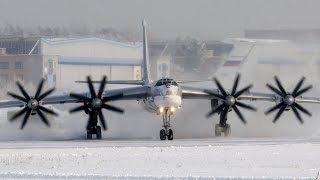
[{"x1": 0, "y1": 0, "x2": 319, "y2": 40}]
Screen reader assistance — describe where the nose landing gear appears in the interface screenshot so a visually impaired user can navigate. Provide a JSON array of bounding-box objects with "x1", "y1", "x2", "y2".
[{"x1": 160, "y1": 109, "x2": 174, "y2": 140}]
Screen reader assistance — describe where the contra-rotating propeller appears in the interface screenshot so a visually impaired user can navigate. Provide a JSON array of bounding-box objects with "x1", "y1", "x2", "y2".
[
  {"x1": 69, "y1": 76, "x2": 124, "y2": 130},
  {"x1": 204, "y1": 74, "x2": 257, "y2": 124},
  {"x1": 265, "y1": 76, "x2": 312, "y2": 124},
  {"x1": 7, "y1": 79, "x2": 57, "y2": 129}
]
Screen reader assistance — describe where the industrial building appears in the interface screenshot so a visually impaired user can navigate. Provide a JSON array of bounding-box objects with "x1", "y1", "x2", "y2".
[
  {"x1": 0, "y1": 36, "x2": 233, "y2": 93},
  {"x1": 0, "y1": 37, "x2": 143, "y2": 90},
  {"x1": 0, "y1": 54, "x2": 58, "y2": 88}
]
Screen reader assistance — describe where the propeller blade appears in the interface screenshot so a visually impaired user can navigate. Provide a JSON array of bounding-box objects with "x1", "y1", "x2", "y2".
[
  {"x1": 70, "y1": 93, "x2": 91, "y2": 102},
  {"x1": 231, "y1": 74, "x2": 240, "y2": 96},
  {"x1": 294, "y1": 85, "x2": 312, "y2": 97},
  {"x1": 232, "y1": 105, "x2": 247, "y2": 124},
  {"x1": 36, "y1": 109, "x2": 50, "y2": 127},
  {"x1": 102, "y1": 93, "x2": 124, "y2": 102},
  {"x1": 206, "y1": 103, "x2": 226, "y2": 118},
  {"x1": 235, "y1": 101, "x2": 257, "y2": 111},
  {"x1": 69, "y1": 105, "x2": 88, "y2": 113},
  {"x1": 265, "y1": 102, "x2": 284, "y2": 115},
  {"x1": 10, "y1": 106, "x2": 29, "y2": 121},
  {"x1": 102, "y1": 104, "x2": 124, "y2": 114},
  {"x1": 20, "y1": 109, "x2": 31, "y2": 129},
  {"x1": 7, "y1": 92, "x2": 27, "y2": 102},
  {"x1": 274, "y1": 76, "x2": 287, "y2": 95},
  {"x1": 98, "y1": 110, "x2": 107, "y2": 130},
  {"x1": 16, "y1": 81, "x2": 30, "y2": 100},
  {"x1": 234, "y1": 84, "x2": 253, "y2": 98},
  {"x1": 87, "y1": 76, "x2": 96, "y2": 98},
  {"x1": 292, "y1": 77, "x2": 305, "y2": 96},
  {"x1": 97, "y1": 76, "x2": 107, "y2": 98},
  {"x1": 291, "y1": 106, "x2": 303, "y2": 124},
  {"x1": 34, "y1": 78, "x2": 44, "y2": 99},
  {"x1": 38, "y1": 105, "x2": 58, "y2": 116},
  {"x1": 272, "y1": 105, "x2": 287, "y2": 123},
  {"x1": 293, "y1": 102, "x2": 312, "y2": 116},
  {"x1": 38, "y1": 88, "x2": 55, "y2": 101},
  {"x1": 203, "y1": 89, "x2": 225, "y2": 100},
  {"x1": 266, "y1": 84, "x2": 285, "y2": 97},
  {"x1": 213, "y1": 78, "x2": 228, "y2": 97}
]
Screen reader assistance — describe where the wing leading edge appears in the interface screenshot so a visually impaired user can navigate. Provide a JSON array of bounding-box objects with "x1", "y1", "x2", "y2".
[{"x1": 0, "y1": 86, "x2": 150, "y2": 109}]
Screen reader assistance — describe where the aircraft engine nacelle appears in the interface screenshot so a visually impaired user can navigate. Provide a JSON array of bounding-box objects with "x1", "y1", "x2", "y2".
[{"x1": 211, "y1": 99, "x2": 223, "y2": 114}]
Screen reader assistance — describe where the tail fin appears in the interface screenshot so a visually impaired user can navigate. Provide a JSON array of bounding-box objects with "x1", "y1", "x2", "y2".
[{"x1": 142, "y1": 20, "x2": 152, "y2": 85}]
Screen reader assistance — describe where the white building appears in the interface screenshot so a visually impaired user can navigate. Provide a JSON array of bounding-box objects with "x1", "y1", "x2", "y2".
[{"x1": 41, "y1": 38, "x2": 143, "y2": 89}]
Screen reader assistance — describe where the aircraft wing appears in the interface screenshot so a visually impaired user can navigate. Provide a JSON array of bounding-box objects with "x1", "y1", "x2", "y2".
[
  {"x1": 0, "y1": 86, "x2": 150, "y2": 109},
  {"x1": 181, "y1": 74, "x2": 320, "y2": 124},
  {"x1": 181, "y1": 86, "x2": 276, "y2": 101},
  {"x1": 182, "y1": 86, "x2": 320, "y2": 103},
  {"x1": 75, "y1": 80, "x2": 145, "y2": 85}
]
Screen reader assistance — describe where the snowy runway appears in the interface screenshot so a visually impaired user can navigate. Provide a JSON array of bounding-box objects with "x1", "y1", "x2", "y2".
[{"x1": 0, "y1": 138, "x2": 319, "y2": 179}]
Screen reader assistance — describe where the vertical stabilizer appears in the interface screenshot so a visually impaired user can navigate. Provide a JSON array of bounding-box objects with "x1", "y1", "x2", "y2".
[{"x1": 142, "y1": 20, "x2": 152, "y2": 85}]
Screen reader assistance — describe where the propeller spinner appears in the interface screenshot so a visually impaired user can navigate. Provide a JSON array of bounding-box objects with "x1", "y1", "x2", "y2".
[
  {"x1": 69, "y1": 76, "x2": 124, "y2": 130},
  {"x1": 7, "y1": 79, "x2": 57, "y2": 129},
  {"x1": 265, "y1": 76, "x2": 312, "y2": 124},
  {"x1": 204, "y1": 74, "x2": 257, "y2": 124}
]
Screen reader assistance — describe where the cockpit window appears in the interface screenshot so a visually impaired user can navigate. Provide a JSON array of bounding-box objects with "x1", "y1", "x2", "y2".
[{"x1": 155, "y1": 78, "x2": 178, "y2": 86}]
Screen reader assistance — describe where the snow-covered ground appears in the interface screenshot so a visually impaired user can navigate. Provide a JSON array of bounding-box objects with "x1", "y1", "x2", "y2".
[
  {"x1": 0, "y1": 100, "x2": 320, "y2": 179},
  {"x1": 0, "y1": 138, "x2": 319, "y2": 179}
]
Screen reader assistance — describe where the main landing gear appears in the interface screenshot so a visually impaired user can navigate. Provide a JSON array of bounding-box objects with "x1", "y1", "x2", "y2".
[
  {"x1": 160, "y1": 109, "x2": 174, "y2": 141},
  {"x1": 214, "y1": 113, "x2": 231, "y2": 137},
  {"x1": 86, "y1": 111, "x2": 102, "y2": 140}
]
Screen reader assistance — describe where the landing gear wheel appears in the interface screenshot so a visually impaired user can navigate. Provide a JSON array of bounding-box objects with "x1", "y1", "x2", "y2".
[
  {"x1": 96, "y1": 126, "x2": 102, "y2": 139},
  {"x1": 87, "y1": 131, "x2": 93, "y2": 140},
  {"x1": 167, "y1": 129, "x2": 173, "y2": 140},
  {"x1": 160, "y1": 129, "x2": 166, "y2": 140},
  {"x1": 224, "y1": 124, "x2": 231, "y2": 137},
  {"x1": 215, "y1": 124, "x2": 222, "y2": 137}
]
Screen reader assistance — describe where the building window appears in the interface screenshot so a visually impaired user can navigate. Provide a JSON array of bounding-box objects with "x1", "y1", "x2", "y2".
[
  {"x1": 0, "y1": 62, "x2": 9, "y2": 69},
  {"x1": 15, "y1": 62, "x2": 23, "y2": 69}
]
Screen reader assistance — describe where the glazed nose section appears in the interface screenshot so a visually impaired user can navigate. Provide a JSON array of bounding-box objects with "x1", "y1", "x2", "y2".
[
  {"x1": 166, "y1": 89, "x2": 173, "y2": 95},
  {"x1": 165, "y1": 87, "x2": 178, "y2": 95}
]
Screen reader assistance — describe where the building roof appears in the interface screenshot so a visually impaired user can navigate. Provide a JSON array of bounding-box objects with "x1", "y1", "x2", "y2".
[
  {"x1": 42, "y1": 37, "x2": 142, "y2": 49},
  {"x1": 58, "y1": 56, "x2": 142, "y2": 66}
]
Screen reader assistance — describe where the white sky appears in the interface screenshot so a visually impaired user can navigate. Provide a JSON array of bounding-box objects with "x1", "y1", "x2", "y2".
[{"x1": 0, "y1": 0, "x2": 319, "y2": 40}]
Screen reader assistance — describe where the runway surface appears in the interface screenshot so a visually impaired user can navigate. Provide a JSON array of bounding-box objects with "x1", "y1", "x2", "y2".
[
  {"x1": 0, "y1": 137, "x2": 319, "y2": 179},
  {"x1": 0, "y1": 136, "x2": 320, "y2": 149}
]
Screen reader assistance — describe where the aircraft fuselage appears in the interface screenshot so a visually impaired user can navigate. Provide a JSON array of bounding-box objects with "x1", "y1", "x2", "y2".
[{"x1": 139, "y1": 78, "x2": 182, "y2": 114}]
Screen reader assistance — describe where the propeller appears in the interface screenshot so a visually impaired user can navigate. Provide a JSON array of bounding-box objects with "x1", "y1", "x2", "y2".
[
  {"x1": 204, "y1": 74, "x2": 256, "y2": 124},
  {"x1": 7, "y1": 79, "x2": 57, "y2": 129},
  {"x1": 69, "y1": 76, "x2": 124, "y2": 130},
  {"x1": 265, "y1": 76, "x2": 312, "y2": 124}
]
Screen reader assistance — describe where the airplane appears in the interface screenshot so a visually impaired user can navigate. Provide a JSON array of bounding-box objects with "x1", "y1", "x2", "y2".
[{"x1": 0, "y1": 20, "x2": 320, "y2": 140}]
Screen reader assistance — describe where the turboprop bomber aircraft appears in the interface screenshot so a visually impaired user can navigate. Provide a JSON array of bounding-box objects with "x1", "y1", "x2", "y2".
[{"x1": 0, "y1": 20, "x2": 320, "y2": 140}]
